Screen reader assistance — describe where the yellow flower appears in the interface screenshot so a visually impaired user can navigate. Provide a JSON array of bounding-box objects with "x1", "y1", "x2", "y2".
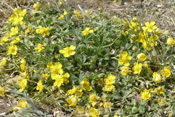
[
  {"x1": 16, "y1": 99, "x2": 28, "y2": 110},
  {"x1": 35, "y1": 43, "x2": 46, "y2": 52},
  {"x1": 19, "y1": 72, "x2": 30, "y2": 79},
  {"x1": 36, "y1": 80, "x2": 44, "y2": 93},
  {"x1": 74, "y1": 10, "x2": 82, "y2": 18},
  {"x1": 63, "y1": 11, "x2": 69, "y2": 15},
  {"x1": 137, "y1": 53, "x2": 147, "y2": 62},
  {"x1": 0, "y1": 85, "x2": 5, "y2": 95},
  {"x1": 80, "y1": 78, "x2": 92, "y2": 91},
  {"x1": 47, "y1": 62, "x2": 53, "y2": 68},
  {"x1": 0, "y1": 35, "x2": 9, "y2": 45},
  {"x1": 33, "y1": 2, "x2": 41, "y2": 11},
  {"x1": 114, "y1": 115, "x2": 118, "y2": 117},
  {"x1": 104, "y1": 74, "x2": 116, "y2": 85},
  {"x1": 18, "y1": 79, "x2": 27, "y2": 92},
  {"x1": 103, "y1": 102, "x2": 113, "y2": 108},
  {"x1": 7, "y1": 44, "x2": 18, "y2": 55},
  {"x1": 120, "y1": 66, "x2": 129, "y2": 76},
  {"x1": 36, "y1": 26, "x2": 50, "y2": 36},
  {"x1": 50, "y1": 62, "x2": 63, "y2": 78},
  {"x1": 123, "y1": 21, "x2": 128, "y2": 26},
  {"x1": 67, "y1": 85, "x2": 77, "y2": 95},
  {"x1": 62, "y1": 72, "x2": 70, "y2": 84},
  {"x1": 89, "y1": 93, "x2": 99, "y2": 107},
  {"x1": 104, "y1": 84, "x2": 115, "y2": 92},
  {"x1": 129, "y1": 21, "x2": 139, "y2": 29},
  {"x1": 10, "y1": 27, "x2": 18, "y2": 37},
  {"x1": 167, "y1": 37, "x2": 175, "y2": 46},
  {"x1": 67, "y1": 86, "x2": 83, "y2": 97},
  {"x1": 118, "y1": 51, "x2": 132, "y2": 66},
  {"x1": 20, "y1": 58, "x2": 28, "y2": 71},
  {"x1": 132, "y1": 62, "x2": 142, "y2": 74},
  {"x1": 66, "y1": 95, "x2": 78, "y2": 106},
  {"x1": 88, "y1": 108, "x2": 100, "y2": 117},
  {"x1": 153, "y1": 72, "x2": 162, "y2": 82},
  {"x1": 53, "y1": 75, "x2": 64, "y2": 88},
  {"x1": 13, "y1": 7, "x2": 27, "y2": 17},
  {"x1": 161, "y1": 66, "x2": 171, "y2": 78},
  {"x1": 25, "y1": 25, "x2": 34, "y2": 34},
  {"x1": 42, "y1": 73, "x2": 50, "y2": 80},
  {"x1": 0, "y1": 57, "x2": 7, "y2": 66},
  {"x1": 11, "y1": 37, "x2": 21, "y2": 44},
  {"x1": 58, "y1": 14, "x2": 64, "y2": 20},
  {"x1": 81, "y1": 27, "x2": 94, "y2": 36},
  {"x1": 59, "y1": 45, "x2": 76, "y2": 57},
  {"x1": 140, "y1": 89, "x2": 151, "y2": 100},
  {"x1": 8, "y1": 8, "x2": 26, "y2": 26},
  {"x1": 59, "y1": 0, "x2": 63, "y2": 5},
  {"x1": 142, "y1": 21, "x2": 157, "y2": 32},
  {"x1": 12, "y1": 16, "x2": 25, "y2": 26},
  {"x1": 154, "y1": 86, "x2": 164, "y2": 95}
]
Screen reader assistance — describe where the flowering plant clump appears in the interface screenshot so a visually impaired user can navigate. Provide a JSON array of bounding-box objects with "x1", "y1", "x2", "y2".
[{"x1": 0, "y1": 2, "x2": 175, "y2": 116}]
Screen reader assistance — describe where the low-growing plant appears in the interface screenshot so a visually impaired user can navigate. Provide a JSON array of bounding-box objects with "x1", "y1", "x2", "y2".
[{"x1": 0, "y1": 1, "x2": 175, "y2": 116}]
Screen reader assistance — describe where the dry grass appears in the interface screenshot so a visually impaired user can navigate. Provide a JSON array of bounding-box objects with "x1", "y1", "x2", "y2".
[{"x1": 1, "y1": 0, "x2": 175, "y2": 32}]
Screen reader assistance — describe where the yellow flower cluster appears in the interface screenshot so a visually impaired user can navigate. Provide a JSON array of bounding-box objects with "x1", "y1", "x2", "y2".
[
  {"x1": 141, "y1": 86, "x2": 165, "y2": 101},
  {"x1": 20, "y1": 58, "x2": 28, "y2": 71},
  {"x1": 8, "y1": 7, "x2": 27, "y2": 26},
  {"x1": 120, "y1": 66, "x2": 129, "y2": 76},
  {"x1": 35, "y1": 43, "x2": 46, "y2": 52},
  {"x1": 104, "y1": 74, "x2": 116, "y2": 92},
  {"x1": 67, "y1": 85, "x2": 83, "y2": 97},
  {"x1": 36, "y1": 80, "x2": 44, "y2": 93},
  {"x1": 132, "y1": 62, "x2": 142, "y2": 74},
  {"x1": 167, "y1": 37, "x2": 175, "y2": 46},
  {"x1": 18, "y1": 79, "x2": 27, "y2": 92},
  {"x1": 88, "y1": 108, "x2": 100, "y2": 117},
  {"x1": 118, "y1": 51, "x2": 132, "y2": 66},
  {"x1": 0, "y1": 34, "x2": 9, "y2": 45},
  {"x1": 18, "y1": 58, "x2": 29, "y2": 92},
  {"x1": 25, "y1": 25, "x2": 34, "y2": 34},
  {"x1": 36, "y1": 26, "x2": 50, "y2": 36},
  {"x1": 89, "y1": 93, "x2": 99, "y2": 107},
  {"x1": 58, "y1": 11, "x2": 69, "y2": 20},
  {"x1": 33, "y1": 2, "x2": 41, "y2": 11},
  {"x1": 74, "y1": 10, "x2": 82, "y2": 19},
  {"x1": 66, "y1": 95, "x2": 78, "y2": 106},
  {"x1": 59, "y1": 45, "x2": 76, "y2": 57},
  {"x1": 81, "y1": 27, "x2": 94, "y2": 36},
  {"x1": 47, "y1": 62, "x2": 70, "y2": 89},
  {"x1": 10, "y1": 27, "x2": 19, "y2": 37},
  {"x1": 140, "y1": 89, "x2": 152, "y2": 100},
  {"x1": 81, "y1": 78, "x2": 92, "y2": 91},
  {"x1": 7, "y1": 44, "x2": 18, "y2": 55},
  {"x1": 119, "y1": 52, "x2": 148, "y2": 76},
  {"x1": 127, "y1": 19, "x2": 160, "y2": 50},
  {"x1": 11, "y1": 99, "x2": 28, "y2": 111},
  {"x1": 153, "y1": 66, "x2": 171, "y2": 82}
]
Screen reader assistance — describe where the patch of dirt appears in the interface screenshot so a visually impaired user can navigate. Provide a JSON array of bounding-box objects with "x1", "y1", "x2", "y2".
[
  {"x1": 65, "y1": 0, "x2": 175, "y2": 32},
  {"x1": 0, "y1": 95, "x2": 16, "y2": 116}
]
